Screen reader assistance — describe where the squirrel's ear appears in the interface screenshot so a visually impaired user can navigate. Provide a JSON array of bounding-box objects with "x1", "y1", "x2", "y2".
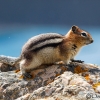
[{"x1": 71, "y1": 25, "x2": 77, "y2": 33}]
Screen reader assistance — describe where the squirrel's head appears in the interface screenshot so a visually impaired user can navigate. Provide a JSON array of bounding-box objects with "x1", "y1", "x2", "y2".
[{"x1": 66, "y1": 25, "x2": 93, "y2": 46}]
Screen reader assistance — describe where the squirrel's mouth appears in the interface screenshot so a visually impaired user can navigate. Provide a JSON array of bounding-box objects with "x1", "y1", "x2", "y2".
[{"x1": 86, "y1": 40, "x2": 94, "y2": 45}]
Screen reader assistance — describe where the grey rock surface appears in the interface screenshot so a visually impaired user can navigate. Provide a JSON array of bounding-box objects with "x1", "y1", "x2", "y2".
[{"x1": 0, "y1": 55, "x2": 100, "y2": 100}]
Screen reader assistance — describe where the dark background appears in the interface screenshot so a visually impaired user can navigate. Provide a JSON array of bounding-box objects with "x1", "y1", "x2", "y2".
[
  {"x1": 0, "y1": 0, "x2": 100, "y2": 26},
  {"x1": 0, "y1": 0, "x2": 100, "y2": 65}
]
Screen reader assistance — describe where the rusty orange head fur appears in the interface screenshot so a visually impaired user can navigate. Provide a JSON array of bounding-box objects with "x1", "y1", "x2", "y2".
[{"x1": 65, "y1": 25, "x2": 93, "y2": 47}]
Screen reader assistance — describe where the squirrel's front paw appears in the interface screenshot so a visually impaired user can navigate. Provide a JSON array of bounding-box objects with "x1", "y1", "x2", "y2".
[
  {"x1": 55, "y1": 61, "x2": 66, "y2": 65},
  {"x1": 22, "y1": 72, "x2": 33, "y2": 79}
]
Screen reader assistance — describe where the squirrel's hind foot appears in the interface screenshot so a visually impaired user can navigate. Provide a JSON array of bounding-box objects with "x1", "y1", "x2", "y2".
[{"x1": 23, "y1": 72, "x2": 33, "y2": 79}]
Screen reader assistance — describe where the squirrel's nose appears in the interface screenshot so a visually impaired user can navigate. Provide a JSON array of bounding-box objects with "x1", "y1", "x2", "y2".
[{"x1": 91, "y1": 40, "x2": 94, "y2": 43}]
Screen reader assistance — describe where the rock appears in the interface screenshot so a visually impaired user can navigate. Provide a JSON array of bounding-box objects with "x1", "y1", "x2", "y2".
[
  {"x1": 0, "y1": 63, "x2": 16, "y2": 72},
  {"x1": 0, "y1": 55, "x2": 18, "y2": 66},
  {"x1": 29, "y1": 71, "x2": 98, "y2": 100},
  {"x1": 0, "y1": 55, "x2": 100, "y2": 100}
]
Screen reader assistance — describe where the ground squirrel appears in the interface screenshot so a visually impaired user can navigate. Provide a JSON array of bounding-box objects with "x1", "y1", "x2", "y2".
[{"x1": 19, "y1": 25, "x2": 93, "y2": 78}]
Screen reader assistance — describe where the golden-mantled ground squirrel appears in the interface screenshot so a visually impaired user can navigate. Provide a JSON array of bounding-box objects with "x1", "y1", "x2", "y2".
[{"x1": 19, "y1": 25, "x2": 93, "y2": 78}]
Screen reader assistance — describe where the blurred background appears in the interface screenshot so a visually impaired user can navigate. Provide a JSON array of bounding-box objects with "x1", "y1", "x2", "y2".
[{"x1": 0, "y1": 0, "x2": 100, "y2": 65}]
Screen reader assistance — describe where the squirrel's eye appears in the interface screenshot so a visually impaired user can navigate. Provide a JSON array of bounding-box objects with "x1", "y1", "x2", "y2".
[{"x1": 81, "y1": 32, "x2": 87, "y2": 37}]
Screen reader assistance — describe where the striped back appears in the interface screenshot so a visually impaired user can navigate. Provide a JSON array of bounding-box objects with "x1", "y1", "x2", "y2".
[{"x1": 22, "y1": 33, "x2": 64, "y2": 52}]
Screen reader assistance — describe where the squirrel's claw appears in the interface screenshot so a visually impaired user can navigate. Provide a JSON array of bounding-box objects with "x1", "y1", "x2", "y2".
[{"x1": 71, "y1": 59, "x2": 84, "y2": 63}]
